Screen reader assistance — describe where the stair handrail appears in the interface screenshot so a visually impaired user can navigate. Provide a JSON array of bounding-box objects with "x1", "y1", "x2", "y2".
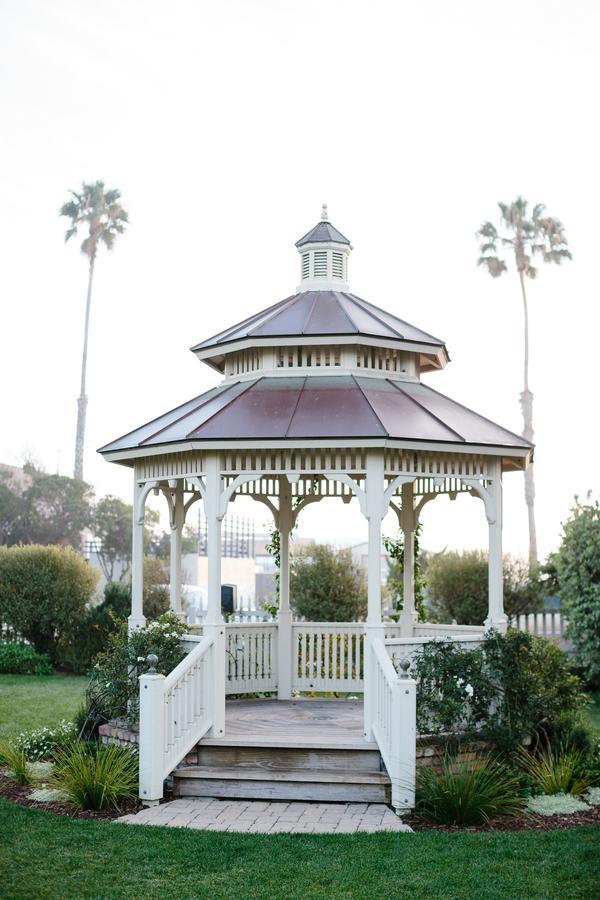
[
  {"x1": 139, "y1": 633, "x2": 215, "y2": 805},
  {"x1": 369, "y1": 637, "x2": 416, "y2": 814}
]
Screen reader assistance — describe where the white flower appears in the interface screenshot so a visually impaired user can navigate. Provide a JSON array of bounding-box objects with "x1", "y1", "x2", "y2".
[{"x1": 465, "y1": 684, "x2": 474, "y2": 697}]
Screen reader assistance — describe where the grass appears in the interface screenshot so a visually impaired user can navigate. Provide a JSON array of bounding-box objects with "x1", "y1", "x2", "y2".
[
  {"x1": 0, "y1": 800, "x2": 598, "y2": 900},
  {"x1": 0, "y1": 674, "x2": 87, "y2": 740}
]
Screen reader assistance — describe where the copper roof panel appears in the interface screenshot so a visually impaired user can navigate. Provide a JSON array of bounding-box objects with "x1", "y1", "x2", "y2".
[
  {"x1": 355, "y1": 378, "x2": 462, "y2": 442},
  {"x1": 286, "y1": 376, "x2": 386, "y2": 438},
  {"x1": 188, "y1": 377, "x2": 305, "y2": 440}
]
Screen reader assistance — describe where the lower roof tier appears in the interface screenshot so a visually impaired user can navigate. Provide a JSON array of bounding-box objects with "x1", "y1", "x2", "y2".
[{"x1": 99, "y1": 376, "x2": 532, "y2": 462}]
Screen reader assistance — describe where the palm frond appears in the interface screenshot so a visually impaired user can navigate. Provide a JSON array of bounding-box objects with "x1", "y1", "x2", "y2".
[{"x1": 477, "y1": 256, "x2": 507, "y2": 278}]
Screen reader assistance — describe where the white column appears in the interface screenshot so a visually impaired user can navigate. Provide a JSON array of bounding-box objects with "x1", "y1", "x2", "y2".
[
  {"x1": 364, "y1": 450, "x2": 385, "y2": 740},
  {"x1": 486, "y1": 459, "x2": 507, "y2": 632},
  {"x1": 277, "y1": 478, "x2": 293, "y2": 700},
  {"x1": 399, "y1": 481, "x2": 418, "y2": 638},
  {"x1": 169, "y1": 480, "x2": 185, "y2": 620},
  {"x1": 203, "y1": 452, "x2": 225, "y2": 737},
  {"x1": 129, "y1": 475, "x2": 146, "y2": 634}
]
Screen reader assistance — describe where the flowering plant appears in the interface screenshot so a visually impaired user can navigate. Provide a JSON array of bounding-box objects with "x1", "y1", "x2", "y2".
[
  {"x1": 17, "y1": 721, "x2": 76, "y2": 760},
  {"x1": 86, "y1": 613, "x2": 187, "y2": 725}
]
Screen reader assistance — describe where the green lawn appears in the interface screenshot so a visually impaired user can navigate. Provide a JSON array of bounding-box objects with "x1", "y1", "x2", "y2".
[
  {"x1": 0, "y1": 674, "x2": 87, "y2": 740},
  {"x1": 0, "y1": 800, "x2": 598, "y2": 900}
]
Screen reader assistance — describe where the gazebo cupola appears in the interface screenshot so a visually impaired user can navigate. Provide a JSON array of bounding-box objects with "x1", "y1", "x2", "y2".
[{"x1": 295, "y1": 203, "x2": 352, "y2": 292}]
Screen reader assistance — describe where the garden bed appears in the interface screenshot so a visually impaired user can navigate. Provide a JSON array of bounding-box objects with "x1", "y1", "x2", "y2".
[
  {"x1": 406, "y1": 804, "x2": 600, "y2": 832},
  {"x1": 0, "y1": 773, "x2": 140, "y2": 821}
]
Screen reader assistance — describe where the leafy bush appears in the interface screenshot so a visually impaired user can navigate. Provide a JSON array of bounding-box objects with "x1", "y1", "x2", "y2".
[
  {"x1": 52, "y1": 743, "x2": 138, "y2": 810},
  {"x1": 526, "y1": 793, "x2": 590, "y2": 816},
  {"x1": 0, "y1": 741, "x2": 31, "y2": 785},
  {"x1": 86, "y1": 612, "x2": 187, "y2": 725},
  {"x1": 427, "y1": 550, "x2": 541, "y2": 625},
  {"x1": 412, "y1": 630, "x2": 584, "y2": 753},
  {"x1": 55, "y1": 580, "x2": 132, "y2": 675},
  {"x1": 291, "y1": 543, "x2": 366, "y2": 622},
  {"x1": 415, "y1": 754, "x2": 526, "y2": 824},
  {"x1": 0, "y1": 545, "x2": 98, "y2": 666},
  {"x1": 517, "y1": 745, "x2": 594, "y2": 797},
  {"x1": 0, "y1": 641, "x2": 51, "y2": 675},
  {"x1": 17, "y1": 721, "x2": 77, "y2": 761},
  {"x1": 550, "y1": 495, "x2": 600, "y2": 684}
]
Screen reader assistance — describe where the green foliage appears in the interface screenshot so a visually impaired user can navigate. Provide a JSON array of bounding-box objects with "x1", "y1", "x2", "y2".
[
  {"x1": 526, "y1": 792, "x2": 590, "y2": 816},
  {"x1": 0, "y1": 466, "x2": 94, "y2": 548},
  {"x1": 382, "y1": 524, "x2": 427, "y2": 621},
  {"x1": 517, "y1": 745, "x2": 594, "y2": 797},
  {"x1": 55, "y1": 580, "x2": 132, "y2": 676},
  {"x1": 412, "y1": 630, "x2": 584, "y2": 753},
  {"x1": 427, "y1": 550, "x2": 542, "y2": 624},
  {"x1": 416, "y1": 754, "x2": 526, "y2": 825},
  {"x1": 0, "y1": 642, "x2": 51, "y2": 675},
  {"x1": 550, "y1": 495, "x2": 600, "y2": 684},
  {"x1": 52, "y1": 743, "x2": 138, "y2": 811},
  {"x1": 60, "y1": 180, "x2": 128, "y2": 260},
  {"x1": 143, "y1": 555, "x2": 170, "y2": 619},
  {"x1": 16, "y1": 721, "x2": 76, "y2": 761},
  {"x1": 290, "y1": 543, "x2": 367, "y2": 622},
  {"x1": 0, "y1": 741, "x2": 31, "y2": 784},
  {"x1": 0, "y1": 545, "x2": 98, "y2": 665},
  {"x1": 92, "y1": 495, "x2": 133, "y2": 581},
  {"x1": 87, "y1": 613, "x2": 187, "y2": 724}
]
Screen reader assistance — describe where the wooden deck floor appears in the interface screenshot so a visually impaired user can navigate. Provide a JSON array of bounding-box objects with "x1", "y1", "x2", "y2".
[{"x1": 201, "y1": 698, "x2": 373, "y2": 749}]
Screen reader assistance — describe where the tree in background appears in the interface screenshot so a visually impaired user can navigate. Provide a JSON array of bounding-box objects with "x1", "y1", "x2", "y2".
[
  {"x1": 290, "y1": 543, "x2": 367, "y2": 622},
  {"x1": 0, "y1": 545, "x2": 98, "y2": 664},
  {"x1": 550, "y1": 494, "x2": 600, "y2": 684},
  {"x1": 427, "y1": 550, "x2": 541, "y2": 625},
  {"x1": 143, "y1": 555, "x2": 170, "y2": 619},
  {"x1": 59, "y1": 181, "x2": 129, "y2": 481},
  {"x1": 476, "y1": 198, "x2": 571, "y2": 570},
  {"x1": 383, "y1": 523, "x2": 427, "y2": 621}
]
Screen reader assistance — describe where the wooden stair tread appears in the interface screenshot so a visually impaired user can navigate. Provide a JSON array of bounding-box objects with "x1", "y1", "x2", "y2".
[
  {"x1": 199, "y1": 737, "x2": 378, "y2": 751},
  {"x1": 173, "y1": 765, "x2": 390, "y2": 785}
]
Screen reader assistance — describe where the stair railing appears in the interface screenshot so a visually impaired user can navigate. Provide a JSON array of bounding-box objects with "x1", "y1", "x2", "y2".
[
  {"x1": 139, "y1": 634, "x2": 215, "y2": 804},
  {"x1": 369, "y1": 637, "x2": 416, "y2": 814}
]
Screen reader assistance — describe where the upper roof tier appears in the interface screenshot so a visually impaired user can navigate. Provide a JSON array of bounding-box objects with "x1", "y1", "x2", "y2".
[{"x1": 295, "y1": 202, "x2": 352, "y2": 248}]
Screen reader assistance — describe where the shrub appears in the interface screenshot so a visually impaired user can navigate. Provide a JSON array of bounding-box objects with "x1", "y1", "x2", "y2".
[
  {"x1": 52, "y1": 743, "x2": 138, "y2": 810},
  {"x1": 550, "y1": 494, "x2": 600, "y2": 684},
  {"x1": 86, "y1": 612, "x2": 187, "y2": 724},
  {"x1": 415, "y1": 754, "x2": 526, "y2": 825},
  {"x1": 427, "y1": 550, "x2": 541, "y2": 625},
  {"x1": 0, "y1": 742, "x2": 31, "y2": 785},
  {"x1": 412, "y1": 630, "x2": 584, "y2": 753},
  {"x1": 291, "y1": 543, "x2": 367, "y2": 622},
  {"x1": 55, "y1": 580, "x2": 131, "y2": 676},
  {"x1": 0, "y1": 641, "x2": 51, "y2": 675},
  {"x1": 517, "y1": 746, "x2": 595, "y2": 797},
  {"x1": 0, "y1": 545, "x2": 98, "y2": 666},
  {"x1": 526, "y1": 793, "x2": 590, "y2": 816},
  {"x1": 17, "y1": 721, "x2": 77, "y2": 761}
]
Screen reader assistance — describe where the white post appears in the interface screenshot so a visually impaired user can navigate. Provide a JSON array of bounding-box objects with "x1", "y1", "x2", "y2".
[
  {"x1": 129, "y1": 476, "x2": 146, "y2": 634},
  {"x1": 486, "y1": 459, "x2": 507, "y2": 632},
  {"x1": 399, "y1": 481, "x2": 418, "y2": 638},
  {"x1": 277, "y1": 478, "x2": 293, "y2": 700},
  {"x1": 203, "y1": 452, "x2": 226, "y2": 737},
  {"x1": 391, "y1": 670, "x2": 417, "y2": 813},
  {"x1": 169, "y1": 480, "x2": 185, "y2": 620},
  {"x1": 364, "y1": 450, "x2": 385, "y2": 740},
  {"x1": 138, "y1": 668, "x2": 165, "y2": 805}
]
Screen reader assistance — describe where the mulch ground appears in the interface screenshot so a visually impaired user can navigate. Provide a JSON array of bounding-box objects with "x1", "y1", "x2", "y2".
[
  {"x1": 0, "y1": 774, "x2": 140, "y2": 821},
  {"x1": 1, "y1": 773, "x2": 598, "y2": 830}
]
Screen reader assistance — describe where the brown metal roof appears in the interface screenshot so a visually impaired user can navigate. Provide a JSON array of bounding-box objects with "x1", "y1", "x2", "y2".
[
  {"x1": 99, "y1": 376, "x2": 532, "y2": 456},
  {"x1": 191, "y1": 291, "x2": 446, "y2": 353}
]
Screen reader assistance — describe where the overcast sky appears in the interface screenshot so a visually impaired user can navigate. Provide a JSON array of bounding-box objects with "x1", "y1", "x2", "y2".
[{"x1": 0, "y1": 0, "x2": 598, "y2": 559}]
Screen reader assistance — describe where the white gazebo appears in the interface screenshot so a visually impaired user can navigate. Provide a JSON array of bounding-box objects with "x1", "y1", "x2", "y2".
[{"x1": 99, "y1": 205, "x2": 532, "y2": 811}]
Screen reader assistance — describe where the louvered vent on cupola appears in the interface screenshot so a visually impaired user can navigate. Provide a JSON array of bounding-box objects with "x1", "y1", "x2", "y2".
[
  {"x1": 314, "y1": 251, "x2": 327, "y2": 277},
  {"x1": 301, "y1": 252, "x2": 310, "y2": 279},
  {"x1": 332, "y1": 251, "x2": 344, "y2": 279}
]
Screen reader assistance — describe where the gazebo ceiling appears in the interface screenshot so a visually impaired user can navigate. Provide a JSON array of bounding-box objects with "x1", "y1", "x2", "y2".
[
  {"x1": 99, "y1": 375, "x2": 532, "y2": 462},
  {"x1": 191, "y1": 291, "x2": 449, "y2": 372}
]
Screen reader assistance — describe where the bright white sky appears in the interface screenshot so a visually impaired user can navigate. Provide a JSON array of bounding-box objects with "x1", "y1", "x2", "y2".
[{"x1": 0, "y1": 0, "x2": 598, "y2": 561}]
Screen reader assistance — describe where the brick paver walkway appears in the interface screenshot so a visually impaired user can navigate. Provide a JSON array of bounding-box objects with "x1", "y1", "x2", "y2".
[{"x1": 117, "y1": 799, "x2": 413, "y2": 833}]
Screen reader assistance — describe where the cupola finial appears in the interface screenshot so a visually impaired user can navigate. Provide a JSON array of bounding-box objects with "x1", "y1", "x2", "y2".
[{"x1": 321, "y1": 203, "x2": 329, "y2": 222}]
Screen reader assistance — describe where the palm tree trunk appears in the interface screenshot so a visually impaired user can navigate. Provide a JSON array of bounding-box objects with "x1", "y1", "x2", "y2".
[
  {"x1": 73, "y1": 255, "x2": 95, "y2": 481},
  {"x1": 518, "y1": 269, "x2": 537, "y2": 570}
]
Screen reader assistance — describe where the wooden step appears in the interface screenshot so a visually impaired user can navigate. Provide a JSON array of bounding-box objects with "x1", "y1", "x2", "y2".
[
  {"x1": 173, "y1": 765, "x2": 391, "y2": 803},
  {"x1": 196, "y1": 744, "x2": 383, "y2": 772}
]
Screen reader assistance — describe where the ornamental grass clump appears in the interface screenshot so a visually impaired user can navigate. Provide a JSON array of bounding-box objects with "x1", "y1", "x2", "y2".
[
  {"x1": 0, "y1": 741, "x2": 31, "y2": 786},
  {"x1": 416, "y1": 754, "x2": 526, "y2": 825},
  {"x1": 517, "y1": 745, "x2": 594, "y2": 797},
  {"x1": 52, "y1": 743, "x2": 138, "y2": 811}
]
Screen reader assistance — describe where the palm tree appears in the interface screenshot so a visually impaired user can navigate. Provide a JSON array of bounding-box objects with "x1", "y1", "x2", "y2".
[
  {"x1": 476, "y1": 197, "x2": 571, "y2": 570},
  {"x1": 60, "y1": 181, "x2": 128, "y2": 481}
]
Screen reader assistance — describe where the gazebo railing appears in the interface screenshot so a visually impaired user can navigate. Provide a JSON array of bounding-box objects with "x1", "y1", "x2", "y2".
[{"x1": 292, "y1": 623, "x2": 364, "y2": 692}]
